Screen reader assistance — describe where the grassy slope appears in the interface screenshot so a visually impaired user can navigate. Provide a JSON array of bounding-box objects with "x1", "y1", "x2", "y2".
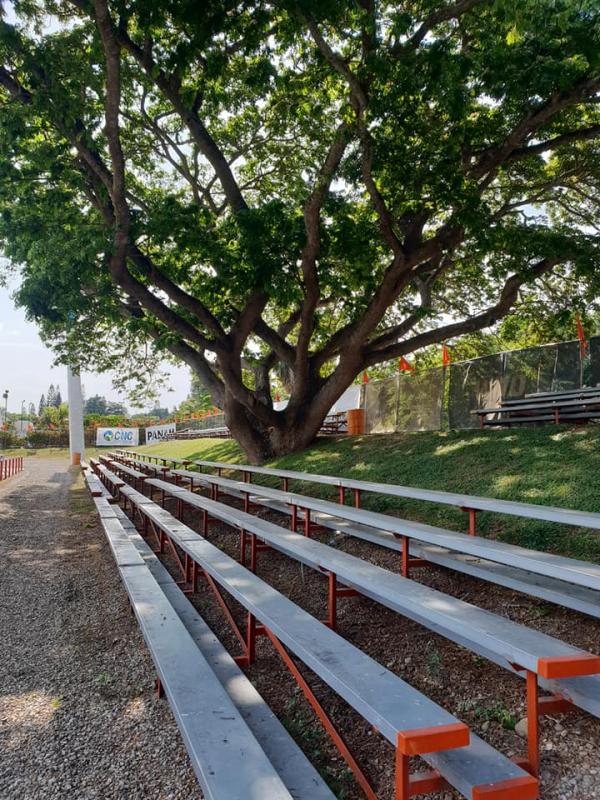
[{"x1": 132, "y1": 425, "x2": 600, "y2": 562}]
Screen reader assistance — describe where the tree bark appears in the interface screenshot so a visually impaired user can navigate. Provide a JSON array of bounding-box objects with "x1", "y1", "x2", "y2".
[{"x1": 223, "y1": 386, "x2": 337, "y2": 463}]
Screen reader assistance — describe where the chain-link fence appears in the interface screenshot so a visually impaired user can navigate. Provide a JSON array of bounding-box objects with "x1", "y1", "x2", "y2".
[
  {"x1": 364, "y1": 368, "x2": 445, "y2": 434},
  {"x1": 363, "y1": 338, "x2": 595, "y2": 433},
  {"x1": 176, "y1": 413, "x2": 226, "y2": 431},
  {"x1": 447, "y1": 340, "x2": 585, "y2": 429}
]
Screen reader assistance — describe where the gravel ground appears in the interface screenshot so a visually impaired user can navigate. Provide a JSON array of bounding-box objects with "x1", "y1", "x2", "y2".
[{"x1": 0, "y1": 458, "x2": 202, "y2": 800}]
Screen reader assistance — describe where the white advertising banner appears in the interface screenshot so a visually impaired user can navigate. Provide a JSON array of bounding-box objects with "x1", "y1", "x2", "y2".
[
  {"x1": 145, "y1": 422, "x2": 176, "y2": 444},
  {"x1": 96, "y1": 427, "x2": 139, "y2": 447}
]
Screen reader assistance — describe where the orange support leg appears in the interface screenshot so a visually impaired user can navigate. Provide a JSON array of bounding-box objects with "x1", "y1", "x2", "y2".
[
  {"x1": 328, "y1": 572, "x2": 337, "y2": 630},
  {"x1": 303, "y1": 508, "x2": 311, "y2": 538},
  {"x1": 401, "y1": 536, "x2": 410, "y2": 578},
  {"x1": 526, "y1": 670, "x2": 540, "y2": 777},
  {"x1": 461, "y1": 507, "x2": 477, "y2": 536},
  {"x1": 264, "y1": 628, "x2": 378, "y2": 800},
  {"x1": 240, "y1": 529, "x2": 247, "y2": 566},
  {"x1": 396, "y1": 751, "x2": 410, "y2": 800}
]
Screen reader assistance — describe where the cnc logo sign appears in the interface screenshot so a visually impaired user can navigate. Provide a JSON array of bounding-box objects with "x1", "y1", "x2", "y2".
[
  {"x1": 96, "y1": 427, "x2": 140, "y2": 447},
  {"x1": 145, "y1": 423, "x2": 176, "y2": 444}
]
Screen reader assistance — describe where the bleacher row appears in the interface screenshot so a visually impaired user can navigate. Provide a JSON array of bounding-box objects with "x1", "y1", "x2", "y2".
[
  {"x1": 473, "y1": 386, "x2": 600, "y2": 427},
  {"x1": 81, "y1": 448, "x2": 600, "y2": 799}
]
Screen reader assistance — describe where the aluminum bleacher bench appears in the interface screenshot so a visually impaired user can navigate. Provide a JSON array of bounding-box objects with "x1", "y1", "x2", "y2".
[
  {"x1": 112, "y1": 452, "x2": 600, "y2": 617},
  {"x1": 120, "y1": 457, "x2": 170, "y2": 478},
  {"x1": 472, "y1": 390, "x2": 600, "y2": 427},
  {"x1": 143, "y1": 474, "x2": 600, "y2": 778},
  {"x1": 104, "y1": 468, "x2": 538, "y2": 800},
  {"x1": 89, "y1": 509, "x2": 305, "y2": 800},
  {"x1": 112, "y1": 453, "x2": 600, "y2": 539},
  {"x1": 502, "y1": 387, "x2": 600, "y2": 404},
  {"x1": 174, "y1": 427, "x2": 231, "y2": 439},
  {"x1": 105, "y1": 460, "x2": 148, "y2": 492},
  {"x1": 529, "y1": 386, "x2": 600, "y2": 398},
  {"x1": 83, "y1": 466, "x2": 110, "y2": 498},
  {"x1": 150, "y1": 465, "x2": 600, "y2": 619},
  {"x1": 112, "y1": 451, "x2": 194, "y2": 470},
  {"x1": 88, "y1": 493, "x2": 335, "y2": 800}
]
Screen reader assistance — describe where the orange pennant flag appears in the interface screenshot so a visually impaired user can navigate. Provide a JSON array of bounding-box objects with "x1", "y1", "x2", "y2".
[
  {"x1": 576, "y1": 315, "x2": 589, "y2": 356},
  {"x1": 398, "y1": 356, "x2": 414, "y2": 372},
  {"x1": 362, "y1": 371, "x2": 369, "y2": 384},
  {"x1": 442, "y1": 343, "x2": 451, "y2": 367}
]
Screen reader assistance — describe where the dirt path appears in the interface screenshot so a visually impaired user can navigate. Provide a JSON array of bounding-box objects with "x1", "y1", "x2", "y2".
[{"x1": 0, "y1": 458, "x2": 202, "y2": 800}]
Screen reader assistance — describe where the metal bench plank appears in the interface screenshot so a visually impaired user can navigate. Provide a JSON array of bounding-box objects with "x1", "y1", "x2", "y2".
[
  {"x1": 163, "y1": 457, "x2": 600, "y2": 532},
  {"x1": 120, "y1": 565, "x2": 294, "y2": 800},
  {"x1": 475, "y1": 396, "x2": 600, "y2": 414},
  {"x1": 149, "y1": 479, "x2": 600, "y2": 679},
  {"x1": 101, "y1": 517, "x2": 147, "y2": 567},
  {"x1": 158, "y1": 577, "x2": 336, "y2": 800},
  {"x1": 94, "y1": 488, "x2": 336, "y2": 799},
  {"x1": 525, "y1": 387, "x2": 600, "y2": 399},
  {"x1": 118, "y1": 479, "x2": 536, "y2": 798},
  {"x1": 143, "y1": 514, "x2": 465, "y2": 744},
  {"x1": 140, "y1": 465, "x2": 600, "y2": 617},
  {"x1": 164, "y1": 471, "x2": 600, "y2": 593}
]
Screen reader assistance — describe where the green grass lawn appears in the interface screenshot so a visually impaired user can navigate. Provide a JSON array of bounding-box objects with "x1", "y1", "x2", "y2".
[{"x1": 4, "y1": 425, "x2": 600, "y2": 561}]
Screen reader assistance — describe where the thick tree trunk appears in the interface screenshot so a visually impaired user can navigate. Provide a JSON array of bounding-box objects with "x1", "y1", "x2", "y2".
[
  {"x1": 219, "y1": 354, "x2": 363, "y2": 463},
  {"x1": 223, "y1": 393, "x2": 331, "y2": 463}
]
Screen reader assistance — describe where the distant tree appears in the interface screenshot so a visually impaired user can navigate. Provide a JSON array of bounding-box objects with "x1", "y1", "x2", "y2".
[
  {"x1": 84, "y1": 395, "x2": 127, "y2": 416},
  {"x1": 84, "y1": 395, "x2": 107, "y2": 415},
  {"x1": 38, "y1": 394, "x2": 46, "y2": 416},
  {"x1": 40, "y1": 402, "x2": 69, "y2": 429},
  {"x1": 176, "y1": 374, "x2": 214, "y2": 418},
  {"x1": 105, "y1": 400, "x2": 127, "y2": 415},
  {"x1": 54, "y1": 386, "x2": 62, "y2": 407},
  {"x1": 46, "y1": 384, "x2": 56, "y2": 408},
  {"x1": 147, "y1": 406, "x2": 170, "y2": 420}
]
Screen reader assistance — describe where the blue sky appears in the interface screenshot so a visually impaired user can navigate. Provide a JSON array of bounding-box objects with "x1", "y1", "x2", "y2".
[{"x1": 0, "y1": 281, "x2": 190, "y2": 414}]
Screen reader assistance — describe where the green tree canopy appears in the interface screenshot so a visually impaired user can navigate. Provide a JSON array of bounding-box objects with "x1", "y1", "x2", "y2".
[{"x1": 1, "y1": 0, "x2": 599, "y2": 459}]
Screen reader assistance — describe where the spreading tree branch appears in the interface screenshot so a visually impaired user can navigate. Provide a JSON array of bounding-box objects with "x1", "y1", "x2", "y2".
[{"x1": 364, "y1": 257, "x2": 558, "y2": 364}]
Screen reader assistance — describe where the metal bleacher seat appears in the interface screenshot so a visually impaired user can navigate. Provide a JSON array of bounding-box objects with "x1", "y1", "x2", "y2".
[
  {"x1": 88, "y1": 495, "x2": 335, "y2": 800},
  {"x1": 100, "y1": 465, "x2": 538, "y2": 799}
]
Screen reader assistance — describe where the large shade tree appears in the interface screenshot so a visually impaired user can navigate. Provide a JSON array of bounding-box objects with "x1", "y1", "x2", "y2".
[{"x1": 0, "y1": 0, "x2": 599, "y2": 461}]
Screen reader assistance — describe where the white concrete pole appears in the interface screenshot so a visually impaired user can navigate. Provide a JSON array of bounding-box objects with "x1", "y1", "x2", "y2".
[{"x1": 67, "y1": 366, "x2": 85, "y2": 465}]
